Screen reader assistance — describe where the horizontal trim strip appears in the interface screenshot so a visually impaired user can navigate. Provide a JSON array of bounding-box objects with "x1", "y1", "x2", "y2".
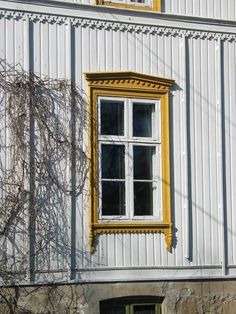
[{"x1": 0, "y1": 0, "x2": 236, "y2": 39}]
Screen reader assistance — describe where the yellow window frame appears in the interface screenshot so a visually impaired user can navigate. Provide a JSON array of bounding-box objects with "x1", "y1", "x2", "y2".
[
  {"x1": 84, "y1": 71, "x2": 174, "y2": 254},
  {"x1": 94, "y1": 0, "x2": 161, "y2": 12}
]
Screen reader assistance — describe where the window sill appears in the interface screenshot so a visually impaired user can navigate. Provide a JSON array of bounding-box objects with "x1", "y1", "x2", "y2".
[{"x1": 92, "y1": 221, "x2": 172, "y2": 252}]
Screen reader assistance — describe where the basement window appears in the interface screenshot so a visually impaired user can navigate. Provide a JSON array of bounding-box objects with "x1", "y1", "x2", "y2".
[{"x1": 100, "y1": 296, "x2": 163, "y2": 314}]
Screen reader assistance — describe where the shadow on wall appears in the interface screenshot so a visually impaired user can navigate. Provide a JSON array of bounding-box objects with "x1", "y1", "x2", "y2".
[{"x1": 0, "y1": 59, "x2": 91, "y2": 285}]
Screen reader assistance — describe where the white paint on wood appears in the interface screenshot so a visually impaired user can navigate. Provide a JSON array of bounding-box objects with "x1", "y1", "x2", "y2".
[{"x1": 0, "y1": 3, "x2": 236, "y2": 280}]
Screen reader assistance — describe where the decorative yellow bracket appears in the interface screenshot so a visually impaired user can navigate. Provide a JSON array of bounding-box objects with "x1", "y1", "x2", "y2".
[{"x1": 84, "y1": 71, "x2": 174, "y2": 254}]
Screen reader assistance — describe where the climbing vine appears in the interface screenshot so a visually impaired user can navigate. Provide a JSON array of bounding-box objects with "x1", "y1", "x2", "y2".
[{"x1": 0, "y1": 65, "x2": 89, "y2": 291}]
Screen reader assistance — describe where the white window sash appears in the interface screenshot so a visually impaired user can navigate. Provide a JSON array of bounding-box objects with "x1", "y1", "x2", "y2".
[
  {"x1": 98, "y1": 96, "x2": 162, "y2": 222},
  {"x1": 105, "y1": 0, "x2": 153, "y2": 7}
]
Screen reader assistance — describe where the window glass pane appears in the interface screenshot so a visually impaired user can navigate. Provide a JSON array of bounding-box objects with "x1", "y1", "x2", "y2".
[
  {"x1": 130, "y1": 0, "x2": 146, "y2": 3},
  {"x1": 101, "y1": 305, "x2": 126, "y2": 314},
  {"x1": 133, "y1": 305, "x2": 156, "y2": 314},
  {"x1": 102, "y1": 181, "x2": 125, "y2": 215},
  {"x1": 101, "y1": 100, "x2": 124, "y2": 135},
  {"x1": 133, "y1": 146, "x2": 154, "y2": 180},
  {"x1": 134, "y1": 182, "x2": 153, "y2": 215},
  {"x1": 102, "y1": 145, "x2": 125, "y2": 179},
  {"x1": 133, "y1": 103, "x2": 154, "y2": 137}
]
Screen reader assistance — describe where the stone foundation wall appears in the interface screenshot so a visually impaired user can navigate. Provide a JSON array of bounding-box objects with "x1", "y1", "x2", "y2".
[{"x1": 0, "y1": 280, "x2": 236, "y2": 313}]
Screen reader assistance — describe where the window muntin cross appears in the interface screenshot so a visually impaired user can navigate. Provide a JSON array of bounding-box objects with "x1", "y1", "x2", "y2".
[{"x1": 98, "y1": 97, "x2": 162, "y2": 221}]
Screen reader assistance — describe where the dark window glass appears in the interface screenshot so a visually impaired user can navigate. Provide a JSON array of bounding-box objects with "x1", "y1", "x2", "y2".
[
  {"x1": 101, "y1": 100, "x2": 124, "y2": 135},
  {"x1": 102, "y1": 145, "x2": 125, "y2": 179},
  {"x1": 102, "y1": 181, "x2": 125, "y2": 215},
  {"x1": 101, "y1": 305, "x2": 125, "y2": 314},
  {"x1": 133, "y1": 103, "x2": 154, "y2": 137},
  {"x1": 130, "y1": 0, "x2": 146, "y2": 3},
  {"x1": 133, "y1": 305, "x2": 156, "y2": 314},
  {"x1": 134, "y1": 182, "x2": 153, "y2": 216},
  {"x1": 133, "y1": 146, "x2": 154, "y2": 180}
]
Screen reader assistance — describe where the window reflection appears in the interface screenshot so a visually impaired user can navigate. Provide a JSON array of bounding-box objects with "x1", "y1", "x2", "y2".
[
  {"x1": 102, "y1": 181, "x2": 125, "y2": 216},
  {"x1": 134, "y1": 182, "x2": 153, "y2": 215},
  {"x1": 102, "y1": 145, "x2": 125, "y2": 179},
  {"x1": 133, "y1": 146, "x2": 154, "y2": 180},
  {"x1": 101, "y1": 100, "x2": 124, "y2": 135},
  {"x1": 133, "y1": 103, "x2": 154, "y2": 137}
]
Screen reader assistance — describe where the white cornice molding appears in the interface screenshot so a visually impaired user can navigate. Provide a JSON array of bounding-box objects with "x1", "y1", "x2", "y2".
[{"x1": 0, "y1": 1, "x2": 236, "y2": 42}]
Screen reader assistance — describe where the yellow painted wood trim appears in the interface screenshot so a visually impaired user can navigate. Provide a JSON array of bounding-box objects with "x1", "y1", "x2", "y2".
[
  {"x1": 95, "y1": 0, "x2": 161, "y2": 12},
  {"x1": 85, "y1": 71, "x2": 174, "y2": 254}
]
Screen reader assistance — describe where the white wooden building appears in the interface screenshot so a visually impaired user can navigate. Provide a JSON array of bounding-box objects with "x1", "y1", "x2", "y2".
[{"x1": 0, "y1": 0, "x2": 236, "y2": 313}]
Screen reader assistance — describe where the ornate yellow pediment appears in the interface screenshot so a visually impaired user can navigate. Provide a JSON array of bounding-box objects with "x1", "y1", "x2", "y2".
[{"x1": 84, "y1": 71, "x2": 174, "y2": 94}]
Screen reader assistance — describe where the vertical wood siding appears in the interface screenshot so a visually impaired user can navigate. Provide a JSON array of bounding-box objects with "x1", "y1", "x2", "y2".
[
  {"x1": 52, "y1": 0, "x2": 236, "y2": 20},
  {"x1": 164, "y1": 0, "x2": 236, "y2": 20},
  {"x1": 0, "y1": 11, "x2": 236, "y2": 277}
]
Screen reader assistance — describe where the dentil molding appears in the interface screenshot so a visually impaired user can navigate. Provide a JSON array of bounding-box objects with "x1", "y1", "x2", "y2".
[{"x1": 0, "y1": 9, "x2": 236, "y2": 42}]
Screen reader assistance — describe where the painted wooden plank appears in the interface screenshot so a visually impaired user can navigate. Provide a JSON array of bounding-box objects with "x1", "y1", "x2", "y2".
[
  {"x1": 214, "y1": 0, "x2": 221, "y2": 19},
  {"x1": 123, "y1": 234, "x2": 132, "y2": 267},
  {"x1": 188, "y1": 37, "x2": 197, "y2": 266},
  {"x1": 57, "y1": 23, "x2": 66, "y2": 78},
  {"x1": 49, "y1": 22, "x2": 58, "y2": 78},
  {"x1": 150, "y1": 33, "x2": 157, "y2": 76},
  {"x1": 194, "y1": 38, "x2": 205, "y2": 266},
  {"x1": 0, "y1": 18, "x2": 5, "y2": 61},
  {"x1": 135, "y1": 32, "x2": 143, "y2": 73},
  {"x1": 6, "y1": 18, "x2": 15, "y2": 65},
  {"x1": 164, "y1": 35, "x2": 172, "y2": 78},
  {"x1": 229, "y1": 43, "x2": 236, "y2": 265},
  {"x1": 193, "y1": 0, "x2": 200, "y2": 17},
  {"x1": 153, "y1": 234, "x2": 162, "y2": 266},
  {"x1": 99, "y1": 234, "x2": 108, "y2": 267},
  {"x1": 105, "y1": 27, "x2": 113, "y2": 71},
  {"x1": 200, "y1": 0, "x2": 207, "y2": 18},
  {"x1": 116, "y1": 234, "x2": 124, "y2": 266},
  {"x1": 186, "y1": 0, "x2": 193, "y2": 16},
  {"x1": 157, "y1": 36, "x2": 165, "y2": 77},
  {"x1": 225, "y1": 42, "x2": 236, "y2": 265},
  {"x1": 207, "y1": 0, "x2": 214, "y2": 18},
  {"x1": 81, "y1": 26, "x2": 90, "y2": 89},
  {"x1": 74, "y1": 25, "x2": 82, "y2": 87},
  {"x1": 169, "y1": 35, "x2": 180, "y2": 267},
  {"x1": 179, "y1": 35, "x2": 188, "y2": 265},
  {"x1": 146, "y1": 234, "x2": 155, "y2": 266},
  {"x1": 207, "y1": 40, "x2": 220, "y2": 265},
  {"x1": 90, "y1": 27, "x2": 97, "y2": 72},
  {"x1": 179, "y1": 0, "x2": 187, "y2": 15},
  {"x1": 143, "y1": 32, "x2": 150, "y2": 74},
  {"x1": 128, "y1": 32, "x2": 135, "y2": 71},
  {"x1": 214, "y1": 39, "x2": 224, "y2": 271},
  {"x1": 120, "y1": 29, "x2": 128, "y2": 70},
  {"x1": 172, "y1": 0, "x2": 179, "y2": 16},
  {"x1": 14, "y1": 19, "x2": 24, "y2": 67},
  {"x1": 41, "y1": 22, "x2": 49, "y2": 77},
  {"x1": 139, "y1": 234, "x2": 147, "y2": 266},
  {"x1": 98, "y1": 27, "x2": 106, "y2": 72},
  {"x1": 160, "y1": 233, "x2": 168, "y2": 266},
  {"x1": 201, "y1": 39, "x2": 212, "y2": 265},
  {"x1": 107, "y1": 234, "x2": 116, "y2": 267},
  {"x1": 131, "y1": 234, "x2": 139, "y2": 266},
  {"x1": 113, "y1": 29, "x2": 121, "y2": 70}
]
